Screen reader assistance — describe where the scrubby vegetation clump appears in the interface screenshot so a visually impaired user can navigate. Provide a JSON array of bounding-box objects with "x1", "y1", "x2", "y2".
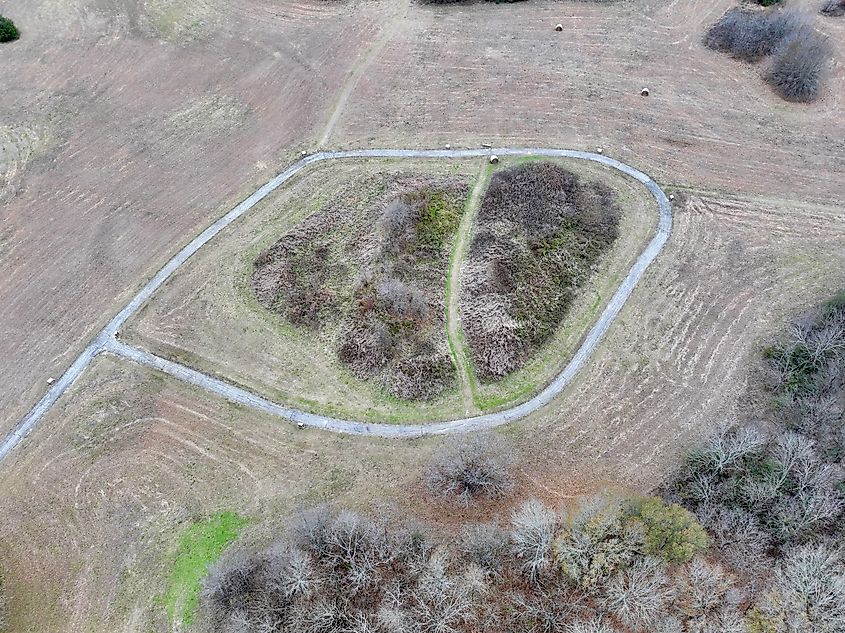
[
  {"x1": 766, "y1": 29, "x2": 832, "y2": 102},
  {"x1": 425, "y1": 433, "x2": 515, "y2": 506},
  {"x1": 705, "y1": 8, "x2": 802, "y2": 61},
  {"x1": 821, "y1": 0, "x2": 845, "y2": 16},
  {"x1": 253, "y1": 174, "x2": 469, "y2": 400},
  {"x1": 461, "y1": 161, "x2": 620, "y2": 379},
  {"x1": 704, "y1": 7, "x2": 831, "y2": 102},
  {"x1": 0, "y1": 15, "x2": 19, "y2": 43}
]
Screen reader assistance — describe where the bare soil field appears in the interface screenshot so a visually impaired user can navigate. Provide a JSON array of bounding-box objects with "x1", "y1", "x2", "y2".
[
  {"x1": 333, "y1": 0, "x2": 845, "y2": 205},
  {"x1": 0, "y1": 0, "x2": 395, "y2": 437},
  {"x1": 0, "y1": 186, "x2": 841, "y2": 632},
  {"x1": 122, "y1": 155, "x2": 655, "y2": 422}
]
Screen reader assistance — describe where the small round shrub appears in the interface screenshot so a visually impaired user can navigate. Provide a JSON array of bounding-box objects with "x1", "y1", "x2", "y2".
[
  {"x1": 821, "y1": 0, "x2": 845, "y2": 16},
  {"x1": 626, "y1": 497, "x2": 710, "y2": 564},
  {"x1": 766, "y1": 29, "x2": 831, "y2": 102},
  {"x1": 425, "y1": 433, "x2": 514, "y2": 506},
  {"x1": 0, "y1": 16, "x2": 19, "y2": 43}
]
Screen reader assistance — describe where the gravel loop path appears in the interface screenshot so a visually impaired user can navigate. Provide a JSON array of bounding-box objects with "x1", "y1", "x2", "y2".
[{"x1": 0, "y1": 148, "x2": 671, "y2": 461}]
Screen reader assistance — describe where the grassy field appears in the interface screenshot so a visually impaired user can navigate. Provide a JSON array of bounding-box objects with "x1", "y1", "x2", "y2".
[{"x1": 162, "y1": 512, "x2": 248, "y2": 628}]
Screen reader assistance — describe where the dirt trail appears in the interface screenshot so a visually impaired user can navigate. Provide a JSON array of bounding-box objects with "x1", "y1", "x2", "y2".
[
  {"x1": 446, "y1": 162, "x2": 487, "y2": 415},
  {"x1": 318, "y1": 0, "x2": 411, "y2": 147}
]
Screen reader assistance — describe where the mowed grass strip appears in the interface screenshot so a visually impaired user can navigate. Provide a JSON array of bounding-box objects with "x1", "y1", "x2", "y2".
[{"x1": 164, "y1": 511, "x2": 248, "y2": 627}]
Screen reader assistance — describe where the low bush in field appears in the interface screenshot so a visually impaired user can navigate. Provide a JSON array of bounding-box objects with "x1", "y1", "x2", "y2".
[
  {"x1": 0, "y1": 16, "x2": 19, "y2": 43},
  {"x1": 461, "y1": 161, "x2": 620, "y2": 379},
  {"x1": 766, "y1": 29, "x2": 832, "y2": 102},
  {"x1": 425, "y1": 433, "x2": 514, "y2": 506},
  {"x1": 821, "y1": 0, "x2": 845, "y2": 16},
  {"x1": 704, "y1": 7, "x2": 831, "y2": 102},
  {"x1": 705, "y1": 8, "x2": 803, "y2": 61}
]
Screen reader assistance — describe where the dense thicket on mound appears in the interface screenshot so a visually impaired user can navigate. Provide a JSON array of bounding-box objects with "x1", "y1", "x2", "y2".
[
  {"x1": 704, "y1": 8, "x2": 831, "y2": 102},
  {"x1": 0, "y1": 16, "x2": 19, "y2": 43},
  {"x1": 252, "y1": 173, "x2": 469, "y2": 401},
  {"x1": 460, "y1": 162, "x2": 620, "y2": 379}
]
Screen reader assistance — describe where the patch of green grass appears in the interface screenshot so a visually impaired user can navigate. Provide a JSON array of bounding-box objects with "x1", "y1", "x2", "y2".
[
  {"x1": 416, "y1": 190, "x2": 463, "y2": 248},
  {"x1": 163, "y1": 511, "x2": 248, "y2": 628}
]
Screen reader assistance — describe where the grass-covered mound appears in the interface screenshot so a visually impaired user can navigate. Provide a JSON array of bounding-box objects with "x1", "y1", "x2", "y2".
[
  {"x1": 460, "y1": 161, "x2": 621, "y2": 379},
  {"x1": 252, "y1": 173, "x2": 470, "y2": 400}
]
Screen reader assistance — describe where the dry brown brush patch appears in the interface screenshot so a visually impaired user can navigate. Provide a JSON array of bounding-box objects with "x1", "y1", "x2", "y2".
[
  {"x1": 460, "y1": 161, "x2": 620, "y2": 380},
  {"x1": 425, "y1": 433, "x2": 515, "y2": 506},
  {"x1": 252, "y1": 173, "x2": 469, "y2": 400},
  {"x1": 704, "y1": 7, "x2": 832, "y2": 102},
  {"x1": 766, "y1": 29, "x2": 832, "y2": 102},
  {"x1": 821, "y1": 0, "x2": 845, "y2": 16}
]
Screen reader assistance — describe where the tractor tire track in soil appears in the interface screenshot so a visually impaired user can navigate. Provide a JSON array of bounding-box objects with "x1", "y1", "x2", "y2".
[{"x1": 0, "y1": 148, "x2": 671, "y2": 461}]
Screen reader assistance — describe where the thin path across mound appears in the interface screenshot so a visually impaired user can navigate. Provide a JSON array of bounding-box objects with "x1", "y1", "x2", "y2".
[
  {"x1": 0, "y1": 148, "x2": 671, "y2": 462},
  {"x1": 445, "y1": 161, "x2": 488, "y2": 416}
]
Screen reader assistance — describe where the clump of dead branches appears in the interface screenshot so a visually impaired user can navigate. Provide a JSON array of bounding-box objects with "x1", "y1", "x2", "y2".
[
  {"x1": 460, "y1": 161, "x2": 620, "y2": 379},
  {"x1": 252, "y1": 174, "x2": 469, "y2": 401}
]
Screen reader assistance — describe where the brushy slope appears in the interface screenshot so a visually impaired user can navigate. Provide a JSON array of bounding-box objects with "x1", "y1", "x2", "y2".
[
  {"x1": 253, "y1": 173, "x2": 470, "y2": 400},
  {"x1": 461, "y1": 161, "x2": 620, "y2": 379}
]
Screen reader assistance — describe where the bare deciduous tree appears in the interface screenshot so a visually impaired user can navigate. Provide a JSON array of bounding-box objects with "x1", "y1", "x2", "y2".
[
  {"x1": 510, "y1": 499, "x2": 558, "y2": 582},
  {"x1": 602, "y1": 557, "x2": 673, "y2": 630},
  {"x1": 753, "y1": 544, "x2": 845, "y2": 633},
  {"x1": 425, "y1": 434, "x2": 514, "y2": 506}
]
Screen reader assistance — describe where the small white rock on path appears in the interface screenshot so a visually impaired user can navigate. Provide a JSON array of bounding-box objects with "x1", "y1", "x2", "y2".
[{"x1": 0, "y1": 148, "x2": 671, "y2": 463}]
